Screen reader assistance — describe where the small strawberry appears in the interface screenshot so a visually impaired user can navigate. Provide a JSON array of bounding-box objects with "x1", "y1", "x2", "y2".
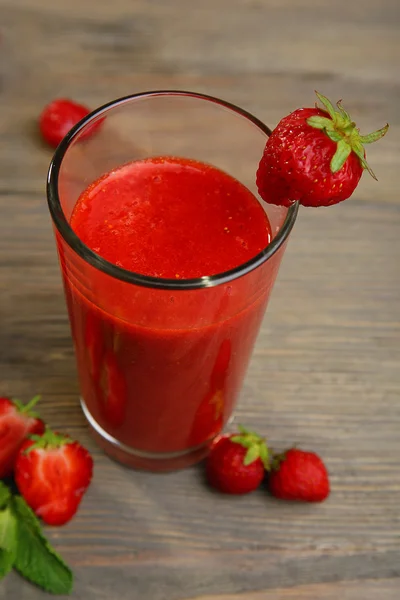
[
  {"x1": 268, "y1": 448, "x2": 330, "y2": 502},
  {"x1": 39, "y1": 98, "x2": 91, "y2": 147},
  {"x1": 205, "y1": 426, "x2": 269, "y2": 494},
  {"x1": 0, "y1": 395, "x2": 45, "y2": 479},
  {"x1": 15, "y1": 429, "x2": 93, "y2": 526},
  {"x1": 257, "y1": 91, "x2": 388, "y2": 207}
]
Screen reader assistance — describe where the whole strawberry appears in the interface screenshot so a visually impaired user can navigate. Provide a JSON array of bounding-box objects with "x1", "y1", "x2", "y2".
[
  {"x1": 257, "y1": 91, "x2": 388, "y2": 207},
  {"x1": 39, "y1": 98, "x2": 91, "y2": 147},
  {"x1": 15, "y1": 429, "x2": 93, "y2": 526},
  {"x1": 0, "y1": 395, "x2": 45, "y2": 479},
  {"x1": 205, "y1": 426, "x2": 269, "y2": 494},
  {"x1": 269, "y1": 448, "x2": 330, "y2": 502}
]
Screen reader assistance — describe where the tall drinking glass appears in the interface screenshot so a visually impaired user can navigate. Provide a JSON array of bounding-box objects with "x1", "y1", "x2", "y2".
[{"x1": 47, "y1": 91, "x2": 298, "y2": 471}]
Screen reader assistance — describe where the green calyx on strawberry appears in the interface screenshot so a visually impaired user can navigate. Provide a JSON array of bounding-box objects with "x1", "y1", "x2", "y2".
[
  {"x1": 23, "y1": 428, "x2": 74, "y2": 453},
  {"x1": 230, "y1": 425, "x2": 270, "y2": 470},
  {"x1": 307, "y1": 92, "x2": 389, "y2": 180},
  {"x1": 10, "y1": 394, "x2": 42, "y2": 419},
  {"x1": 256, "y1": 90, "x2": 389, "y2": 208}
]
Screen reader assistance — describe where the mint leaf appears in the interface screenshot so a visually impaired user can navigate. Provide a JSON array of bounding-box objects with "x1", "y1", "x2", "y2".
[
  {"x1": 12, "y1": 495, "x2": 41, "y2": 533},
  {"x1": 11, "y1": 496, "x2": 73, "y2": 595},
  {"x1": 0, "y1": 506, "x2": 17, "y2": 578},
  {"x1": 0, "y1": 483, "x2": 11, "y2": 510}
]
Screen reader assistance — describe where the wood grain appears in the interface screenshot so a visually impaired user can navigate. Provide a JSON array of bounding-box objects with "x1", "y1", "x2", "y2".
[{"x1": 0, "y1": 0, "x2": 399, "y2": 598}]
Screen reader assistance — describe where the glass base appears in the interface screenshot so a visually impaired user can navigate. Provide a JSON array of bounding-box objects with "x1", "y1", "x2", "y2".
[{"x1": 80, "y1": 397, "x2": 215, "y2": 472}]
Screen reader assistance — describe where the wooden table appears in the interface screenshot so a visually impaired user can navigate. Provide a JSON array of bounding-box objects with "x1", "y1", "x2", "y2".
[{"x1": 1, "y1": 1, "x2": 399, "y2": 598}]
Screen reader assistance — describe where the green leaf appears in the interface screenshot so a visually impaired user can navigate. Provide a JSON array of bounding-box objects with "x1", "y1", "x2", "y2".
[
  {"x1": 352, "y1": 140, "x2": 378, "y2": 180},
  {"x1": 0, "y1": 507, "x2": 17, "y2": 578},
  {"x1": 237, "y1": 424, "x2": 252, "y2": 436},
  {"x1": 259, "y1": 444, "x2": 270, "y2": 471},
  {"x1": 330, "y1": 139, "x2": 352, "y2": 173},
  {"x1": 306, "y1": 116, "x2": 333, "y2": 130},
  {"x1": 0, "y1": 483, "x2": 11, "y2": 510},
  {"x1": 11, "y1": 496, "x2": 73, "y2": 595},
  {"x1": 336, "y1": 100, "x2": 351, "y2": 121},
  {"x1": 325, "y1": 129, "x2": 343, "y2": 143},
  {"x1": 244, "y1": 445, "x2": 260, "y2": 466},
  {"x1": 19, "y1": 395, "x2": 41, "y2": 418},
  {"x1": 11, "y1": 496, "x2": 42, "y2": 533},
  {"x1": 359, "y1": 123, "x2": 389, "y2": 144},
  {"x1": 24, "y1": 428, "x2": 73, "y2": 455},
  {"x1": 230, "y1": 435, "x2": 253, "y2": 448},
  {"x1": 315, "y1": 91, "x2": 338, "y2": 120}
]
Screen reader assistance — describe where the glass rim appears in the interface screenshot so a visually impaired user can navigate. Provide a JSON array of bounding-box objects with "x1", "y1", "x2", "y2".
[{"x1": 47, "y1": 90, "x2": 299, "y2": 291}]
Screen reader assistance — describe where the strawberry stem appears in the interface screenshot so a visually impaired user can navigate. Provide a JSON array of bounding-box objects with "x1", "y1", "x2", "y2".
[{"x1": 270, "y1": 450, "x2": 288, "y2": 471}]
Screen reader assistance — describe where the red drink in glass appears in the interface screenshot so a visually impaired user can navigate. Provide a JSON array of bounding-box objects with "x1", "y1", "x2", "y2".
[{"x1": 47, "y1": 92, "x2": 298, "y2": 471}]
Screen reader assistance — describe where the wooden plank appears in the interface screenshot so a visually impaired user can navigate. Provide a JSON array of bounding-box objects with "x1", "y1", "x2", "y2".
[
  {"x1": 0, "y1": 0, "x2": 399, "y2": 598},
  {"x1": 190, "y1": 579, "x2": 400, "y2": 600}
]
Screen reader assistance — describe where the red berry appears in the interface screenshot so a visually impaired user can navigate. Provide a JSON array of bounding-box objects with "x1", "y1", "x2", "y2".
[
  {"x1": 257, "y1": 91, "x2": 388, "y2": 208},
  {"x1": 0, "y1": 396, "x2": 45, "y2": 479},
  {"x1": 15, "y1": 429, "x2": 93, "y2": 526},
  {"x1": 269, "y1": 448, "x2": 330, "y2": 502},
  {"x1": 39, "y1": 98, "x2": 91, "y2": 147},
  {"x1": 205, "y1": 427, "x2": 269, "y2": 494}
]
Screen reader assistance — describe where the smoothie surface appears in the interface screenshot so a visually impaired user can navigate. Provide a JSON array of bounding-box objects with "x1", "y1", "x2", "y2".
[{"x1": 70, "y1": 156, "x2": 271, "y2": 279}]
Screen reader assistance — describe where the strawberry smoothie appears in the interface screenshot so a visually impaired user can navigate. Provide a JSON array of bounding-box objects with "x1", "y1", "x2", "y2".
[{"x1": 59, "y1": 156, "x2": 275, "y2": 469}]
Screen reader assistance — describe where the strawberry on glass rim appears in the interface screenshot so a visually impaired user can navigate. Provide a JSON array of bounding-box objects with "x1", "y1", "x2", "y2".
[{"x1": 257, "y1": 91, "x2": 389, "y2": 207}]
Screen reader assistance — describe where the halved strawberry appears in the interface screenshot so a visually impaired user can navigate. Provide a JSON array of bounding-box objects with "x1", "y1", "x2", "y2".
[
  {"x1": 15, "y1": 429, "x2": 93, "y2": 526},
  {"x1": 0, "y1": 396, "x2": 45, "y2": 479}
]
